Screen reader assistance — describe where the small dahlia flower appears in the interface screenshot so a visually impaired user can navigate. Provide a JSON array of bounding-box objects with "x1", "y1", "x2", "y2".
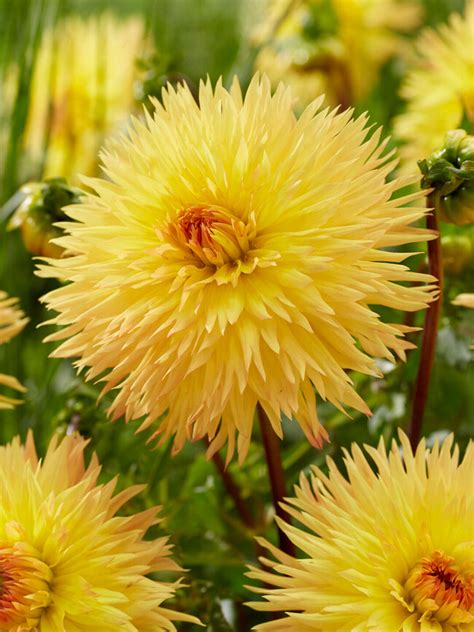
[
  {"x1": 247, "y1": 431, "x2": 474, "y2": 631},
  {"x1": 256, "y1": 0, "x2": 421, "y2": 108},
  {"x1": 0, "y1": 432, "x2": 198, "y2": 631},
  {"x1": 330, "y1": 0, "x2": 422, "y2": 102},
  {"x1": 394, "y1": 0, "x2": 474, "y2": 173},
  {"x1": 23, "y1": 12, "x2": 148, "y2": 183},
  {"x1": 39, "y1": 75, "x2": 434, "y2": 462},
  {"x1": 0, "y1": 292, "x2": 27, "y2": 409}
]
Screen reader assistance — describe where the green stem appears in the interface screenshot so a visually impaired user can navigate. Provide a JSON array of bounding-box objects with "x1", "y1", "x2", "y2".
[
  {"x1": 408, "y1": 192, "x2": 443, "y2": 449},
  {"x1": 257, "y1": 404, "x2": 296, "y2": 557},
  {"x1": 211, "y1": 450, "x2": 256, "y2": 530},
  {"x1": 210, "y1": 448, "x2": 268, "y2": 563}
]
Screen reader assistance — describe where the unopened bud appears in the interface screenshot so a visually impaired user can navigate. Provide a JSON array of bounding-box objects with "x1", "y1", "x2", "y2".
[
  {"x1": 418, "y1": 129, "x2": 474, "y2": 226},
  {"x1": 7, "y1": 178, "x2": 82, "y2": 258}
]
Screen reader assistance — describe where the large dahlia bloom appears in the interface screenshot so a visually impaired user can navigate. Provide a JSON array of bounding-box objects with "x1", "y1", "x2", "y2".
[
  {"x1": 247, "y1": 431, "x2": 474, "y2": 631},
  {"x1": 394, "y1": 0, "x2": 474, "y2": 173},
  {"x1": 39, "y1": 75, "x2": 434, "y2": 461},
  {"x1": 0, "y1": 432, "x2": 197, "y2": 631},
  {"x1": 0, "y1": 291, "x2": 27, "y2": 409}
]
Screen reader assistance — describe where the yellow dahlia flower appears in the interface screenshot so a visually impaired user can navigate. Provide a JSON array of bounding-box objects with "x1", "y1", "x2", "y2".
[
  {"x1": 247, "y1": 431, "x2": 474, "y2": 631},
  {"x1": 394, "y1": 0, "x2": 474, "y2": 173},
  {"x1": 23, "y1": 12, "x2": 148, "y2": 184},
  {"x1": 39, "y1": 75, "x2": 434, "y2": 462},
  {"x1": 0, "y1": 292, "x2": 27, "y2": 409},
  {"x1": 256, "y1": 0, "x2": 421, "y2": 109},
  {"x1": 331, "y1": 0, "x2": 422, "y2": 102},
  {"x1": 0, "y1": 432, "x2": 198, "y2": 631}
]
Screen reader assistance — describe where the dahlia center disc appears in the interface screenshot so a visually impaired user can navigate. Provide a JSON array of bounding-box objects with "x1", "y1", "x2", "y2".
[
  {"x1": 0, "y1": 551, "x2": 26, "y2": 624},
  {"x1": 0, "y1": 554, "x2": 16, "y2": 612},
  {"x1": 0, "y1": 547, "x2": 51, "y2": 626},
  {"x1": 404, "y1": 551, "x2": 474, "y2": 622},
  {"x1": 177, "y1": 206, "x2": 220, "y2": 248},
  {"x1": 166, "y1": 205, "x2": 255, "y2": 268}
]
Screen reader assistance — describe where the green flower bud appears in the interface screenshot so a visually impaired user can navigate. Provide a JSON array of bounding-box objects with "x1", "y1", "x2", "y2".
[
  {"x1": 7, "y1": 178, "x2": 82, "y2": 258},
  {"x1": 418, "y1": 129, "x2": 474, "y2": 226}
]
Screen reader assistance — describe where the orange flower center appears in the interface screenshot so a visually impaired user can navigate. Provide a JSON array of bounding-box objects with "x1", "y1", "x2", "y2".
[
  {"x1": 161, "y1": 205, "x2": 258, "y2": 270},
  {"x1": 0, "y1": 545, "x2": 51, "y2": 630},
  {"x1": 416, "y1": 554, "x2": 474, "y2": 610},
  {"x1": 177, "y1": 206, "x2": 221, "y2": 249},
  {"x1": 0, "y1": 554, "x2": 19, "y2": 621},
  {"x1": 395, "y1": 551, "x2": 474, "y2": 628}
]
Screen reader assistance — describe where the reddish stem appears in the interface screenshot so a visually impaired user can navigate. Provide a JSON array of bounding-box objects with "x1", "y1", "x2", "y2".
[
  {"x1": 408, "y1": 192, "x2": 443, "y2": 449},
  {"x1": 257, "y1": 404, "x2": 296, "y2": 557}
]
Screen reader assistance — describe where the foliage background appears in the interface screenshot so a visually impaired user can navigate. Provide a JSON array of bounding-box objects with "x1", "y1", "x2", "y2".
[{"x1": 0, "y1": 0, "x2": 472, "y2": 628}]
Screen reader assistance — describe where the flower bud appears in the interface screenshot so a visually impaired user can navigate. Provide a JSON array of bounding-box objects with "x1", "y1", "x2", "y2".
[
  {"x1": 418, "y1": 129, "x2": 474, "y2": 226},
  {"x1": 7, "y1": 178, "x2": 82, "y2": 258}
]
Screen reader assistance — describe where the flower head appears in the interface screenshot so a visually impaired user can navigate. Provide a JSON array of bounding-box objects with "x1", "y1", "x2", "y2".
[
  {"x1": 0, "y1": 432, "x2": 198, "y2": 631},
  {"x1": 256, "y1": 0, "x2": 421, "y2": 108},
  {"x1": 0, "y1": 292, "x2": 27, "y2": 409},
  {"x1": 330, "y1": 0, "x2": 422, "y2": 102},
  {"x1": 23, "y1": 12, "x2": 148, "y2": 183},
  {"x1": 394, "y1": 0, "x2": 474, "y2": 173},
  {"x1": 39, "y1": 75, "x2": 434, "y2": 462},
  {"x1": 247, "y1": 431, "x2": 474, "y2": 631}
]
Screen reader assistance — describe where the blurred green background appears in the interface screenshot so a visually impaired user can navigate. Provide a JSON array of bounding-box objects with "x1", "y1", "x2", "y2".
[{"x1": 0, "y1": 0, "x2": 472, "y2": 628}]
